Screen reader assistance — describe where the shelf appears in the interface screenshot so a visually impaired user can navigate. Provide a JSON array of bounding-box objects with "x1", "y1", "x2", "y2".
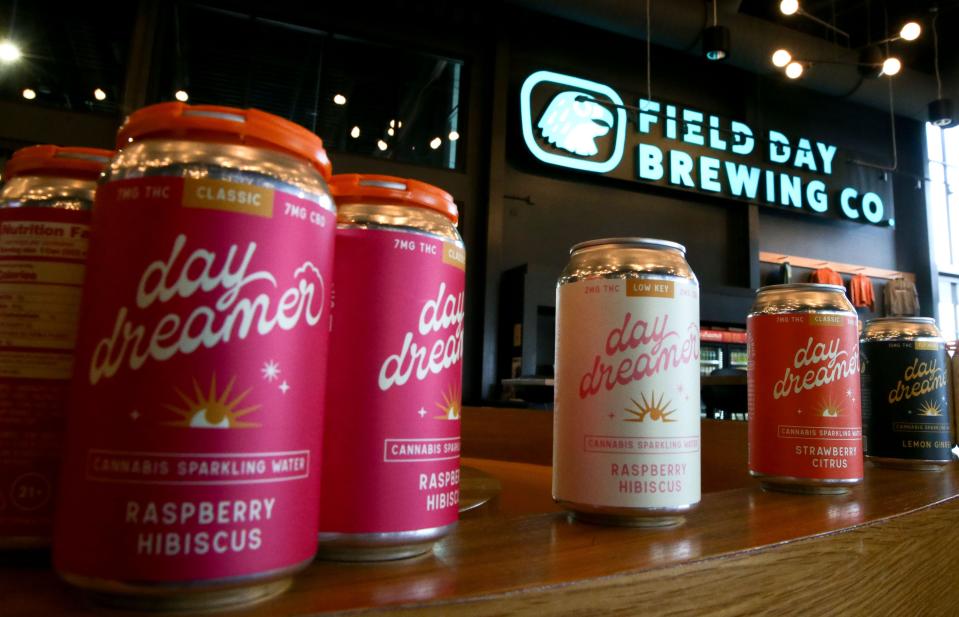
[{"x1": 759, "y1": 251, "x2": 914, "y2": 282}]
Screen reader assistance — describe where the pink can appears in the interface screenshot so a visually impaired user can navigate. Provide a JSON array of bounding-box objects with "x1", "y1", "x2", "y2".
[
  {"x1": 319, "y1": 174, "x2": 465, "y2": 561},
  {"x1": 53, "y1": 103, "x2": 335, "y2": 611}
]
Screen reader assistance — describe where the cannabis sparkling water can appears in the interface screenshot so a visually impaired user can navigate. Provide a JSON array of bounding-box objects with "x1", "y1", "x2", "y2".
[
  {"x1": 862, "y1": 317, "x2": 953, "y2": 470},
  {"x1": 553, "y1": 238, "x2": 701, "y2": 527},
  {"x1": 318, "y1": 175, "x2": 464, "y2": 560},
  {"x1": 748, "y1": 283, "x2": 863, "y2": 494},
  {"x1": 53, "y1": 103, "x2": 335, "y2": 611}
]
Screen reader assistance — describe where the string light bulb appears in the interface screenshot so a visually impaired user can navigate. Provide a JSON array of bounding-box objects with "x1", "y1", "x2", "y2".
[
  {"x1": 900, "y1": 22, "x2": 921, "y2": 41},
  {"x1": 779, "y1": 0, "x2": 799, "y2": 16},
  {"x1": 881, "y1": 57, "x2": 902, "y2": 76},
  {"x1": 771, "y1": 49, "x2": 792, "y2": 68}
]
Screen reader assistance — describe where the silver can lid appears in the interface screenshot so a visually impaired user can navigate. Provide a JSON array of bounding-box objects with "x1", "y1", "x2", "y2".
[
  {"x1": 757, "y1": 283, "x2": 846, "y2": 294},
  {"x1": 865, "y1": 316, "x2": 936, "y2": 325},
  {"x1": 570, "y1": 237, "x2": 686, "y2": 255}
]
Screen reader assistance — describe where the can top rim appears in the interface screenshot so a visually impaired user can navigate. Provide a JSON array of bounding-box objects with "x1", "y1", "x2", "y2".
[
  {"x1": 570, "y1": 237, "x2": 686, "y2": 255},
  {"x1": 4, "y1": 145, "x2": 113, "y2": 181},
  {"x1": 757, "y1": 283, "x2": 846, "y2": 294},
  {"x1": 865, "y1": 316, "x2": 936, "y2": 325},
  {"x1": 117, "y1": 102, "x2": 332, "y2": 179},
  {"x1": 329, "y1": 173, "x2": 458, "y2": 223}
]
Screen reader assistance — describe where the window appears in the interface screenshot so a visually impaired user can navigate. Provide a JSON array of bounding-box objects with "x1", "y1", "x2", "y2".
[
  {"x1": 154, "y1": 3, "x2": 465, "y2": 170},
  {"x1": 928, "y1": 122, "x2": 959, "y2": 339},
  {"x1": 0, "y1": 1, "x2": 134, "y2": 114}
]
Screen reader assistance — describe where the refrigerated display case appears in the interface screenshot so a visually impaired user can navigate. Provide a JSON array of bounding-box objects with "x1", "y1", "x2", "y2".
[{"x1": 700, "y1": 328, "x2": 747, "y2": 375}]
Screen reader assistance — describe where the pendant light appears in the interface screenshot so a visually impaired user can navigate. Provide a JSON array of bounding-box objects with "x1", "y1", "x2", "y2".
[
  {"x1": 928, "y1": 8, "x2": 954, "y2": 127},
  {"x1": 703, "y1": 0, "x2": 730, "y2": 61}
]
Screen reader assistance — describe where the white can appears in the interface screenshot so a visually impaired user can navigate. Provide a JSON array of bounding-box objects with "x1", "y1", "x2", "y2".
[{"x1": 553, "y1": 238, "x2": 701, "y2": 527}]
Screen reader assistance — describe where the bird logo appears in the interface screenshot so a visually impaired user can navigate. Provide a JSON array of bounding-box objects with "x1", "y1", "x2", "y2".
[{"x1": 537, "y1": 91, "x2": 615, "y2": 157}]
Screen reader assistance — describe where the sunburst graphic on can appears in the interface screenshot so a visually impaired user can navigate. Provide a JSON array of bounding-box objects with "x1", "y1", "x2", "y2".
[
  {"x1": 915, "y1": 400, "x2": 943, "y2": 416},
  {"x1": 434, "y1": 385, "x2": 461, "y2": 420},
  {"x1": 818, "y1": 394, "x2": 844, "y2": 418},
  {"x1": 164, "y1": 374, "x2": 261, "y2": 429},
  {"x1": 624, "y1": 392, "x2": 676, "y2": 423}
]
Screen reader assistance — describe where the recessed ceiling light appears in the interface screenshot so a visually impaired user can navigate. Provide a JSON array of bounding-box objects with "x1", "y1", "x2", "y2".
[
  {"x1": 333, "y1": 94, "x2": 347, "y2": 105},
  {"x1": 429, "y1": 137, "x2": 442, "y2": 150},
  {"x1": 350, "y1": 126, "x2": 360, "y2": 138},
  {"x1": 94, "y1": 88, "x2": 106, "y2": 101},
  {"x1": 785, "y1": 62, "x2": 804, "y2": 79},
  {"x1": 21, "y1": 87, "x2": 36, "y2": 100},
  {"x1": 0, "y1": 40, "x2": 22, "y2": 63}
]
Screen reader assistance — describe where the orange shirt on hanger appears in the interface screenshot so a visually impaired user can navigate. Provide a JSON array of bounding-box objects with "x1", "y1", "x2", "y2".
[
  {"x1": 848, "y1": 273, "x2": 875, "y2": 310},
  {"x1": 810, "y1": 267, "x2": 843, "y2": 287}
]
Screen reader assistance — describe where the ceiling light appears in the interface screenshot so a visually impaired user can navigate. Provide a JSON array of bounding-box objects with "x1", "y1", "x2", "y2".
[
  {"x1": 333, "y1": 94, "x2": 347, "y2": 105},
  {"x1": 429, "y1": 137, "x2": 442, "y2": 150},
  {"x1": 21, "y1": 88, "x2": 36, "y2": 100},
  {"x1": 93, "y1": 88, "x2": 106, "y2": 101},
  {"x1": 448, "y1": 131, "x2": 460, "y2": 141},
  {"x1": 389, "y1": 119, "x2": 395, "y2": 128},
  {"x1": 397, "y1": 121, "x2": 403, "y2": 128},
  {"x1": 174, "y1": 90, "x2": 189, "y2": 102},
  {"x1": 785, "y1": 62, "x2": 803, "y2": 79},
  {"x1": 880, "y1": 57, "x2": 901, "y2": 76},
  {"x1": 928, "y1": 10, "x2": 954, "y2": 127},
  {"x1": 387, "y1": 127, "x2": 395, "y2": 137},
  {"x1": 703, "y1": 25, "x2": 730, "y2": 61},
  {"x1": 929, "y1": 99, "x2": 954, "y2": 128},
  {"x1": 0, "y1": 40, "x2": 22, "y2": 63},
  {"x1": 771, "y1": 49, "x2": 792, "y2": 68},
  {"x1": 900, "y1": 22, "x2": 921, "y2": 42},
  {"x1": 350, "y1": 126, "x2": 360, "y2": 138},
  {"x1": 376, "y1": 139, "x2": 388, "y2": 151},
  {"x1": 779, "y1": 0, "x2": 799, "y2": 16}
]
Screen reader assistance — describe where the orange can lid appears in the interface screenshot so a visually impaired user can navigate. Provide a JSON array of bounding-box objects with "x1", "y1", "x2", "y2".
[
  {"x1": 4, "y1": 145, "x2": 113, "y2": 181},
  {"x1": 329, "y1": 174, "x2": 458, "y2": 223},
  {"x1": 117, "y1": 102, "x2": 332, "y2": 179}
]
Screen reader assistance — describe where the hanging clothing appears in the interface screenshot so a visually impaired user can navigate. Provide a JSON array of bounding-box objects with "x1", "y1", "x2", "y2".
[
  {"x1": 884, "y1": 278, "x2": 920, "y2": 316},
  {"x1": 779, "y1": 261, "x2": 792, "y2": 285},
  {"x1": 767, "y1": 261, "x2": 793, "y2": 285},
  {"x1": 848, "y1": 273, "x2": 875, "y2": 311},
  {"x1": 810, "y1": 267, "x2": 843, "y2": 287}
]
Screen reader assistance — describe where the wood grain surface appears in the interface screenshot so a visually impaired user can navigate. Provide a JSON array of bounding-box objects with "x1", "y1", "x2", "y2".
[
  {"x1": 5, "y1": 411, "x2": 959, "y2": 616},
  {"x1": 462, "y1": 407, "x2": 752, "y2": 492}
]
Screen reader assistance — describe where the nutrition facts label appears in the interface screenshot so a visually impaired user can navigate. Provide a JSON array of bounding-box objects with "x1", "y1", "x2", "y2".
[{"x1": 0, "y1": 209, "x2": 88, "y2": 537}]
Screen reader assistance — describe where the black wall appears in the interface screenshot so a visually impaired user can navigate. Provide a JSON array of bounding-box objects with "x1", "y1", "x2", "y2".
[{"x1": 482, "y1": 10, "x2": 932, "y2": 388}]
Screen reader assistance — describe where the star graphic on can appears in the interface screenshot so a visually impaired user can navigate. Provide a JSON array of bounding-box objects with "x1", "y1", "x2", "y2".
[{"x1": 261, "y1": 360, "x2": 281, "y2": 382}]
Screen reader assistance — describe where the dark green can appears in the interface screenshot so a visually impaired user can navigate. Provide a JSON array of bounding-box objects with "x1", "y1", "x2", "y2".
[{"x1": 861, "y1": 317, "x2": 954, "y2": 470}]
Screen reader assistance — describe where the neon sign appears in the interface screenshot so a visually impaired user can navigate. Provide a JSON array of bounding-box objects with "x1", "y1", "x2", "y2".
[{"x1": 519, "y1": 69, "x2": 893, "y2": 226}]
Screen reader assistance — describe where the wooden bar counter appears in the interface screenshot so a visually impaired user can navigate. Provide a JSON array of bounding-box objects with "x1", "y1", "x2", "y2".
[{"x1": 5, "y1": 408, "x2": 959, "y2": 615}]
